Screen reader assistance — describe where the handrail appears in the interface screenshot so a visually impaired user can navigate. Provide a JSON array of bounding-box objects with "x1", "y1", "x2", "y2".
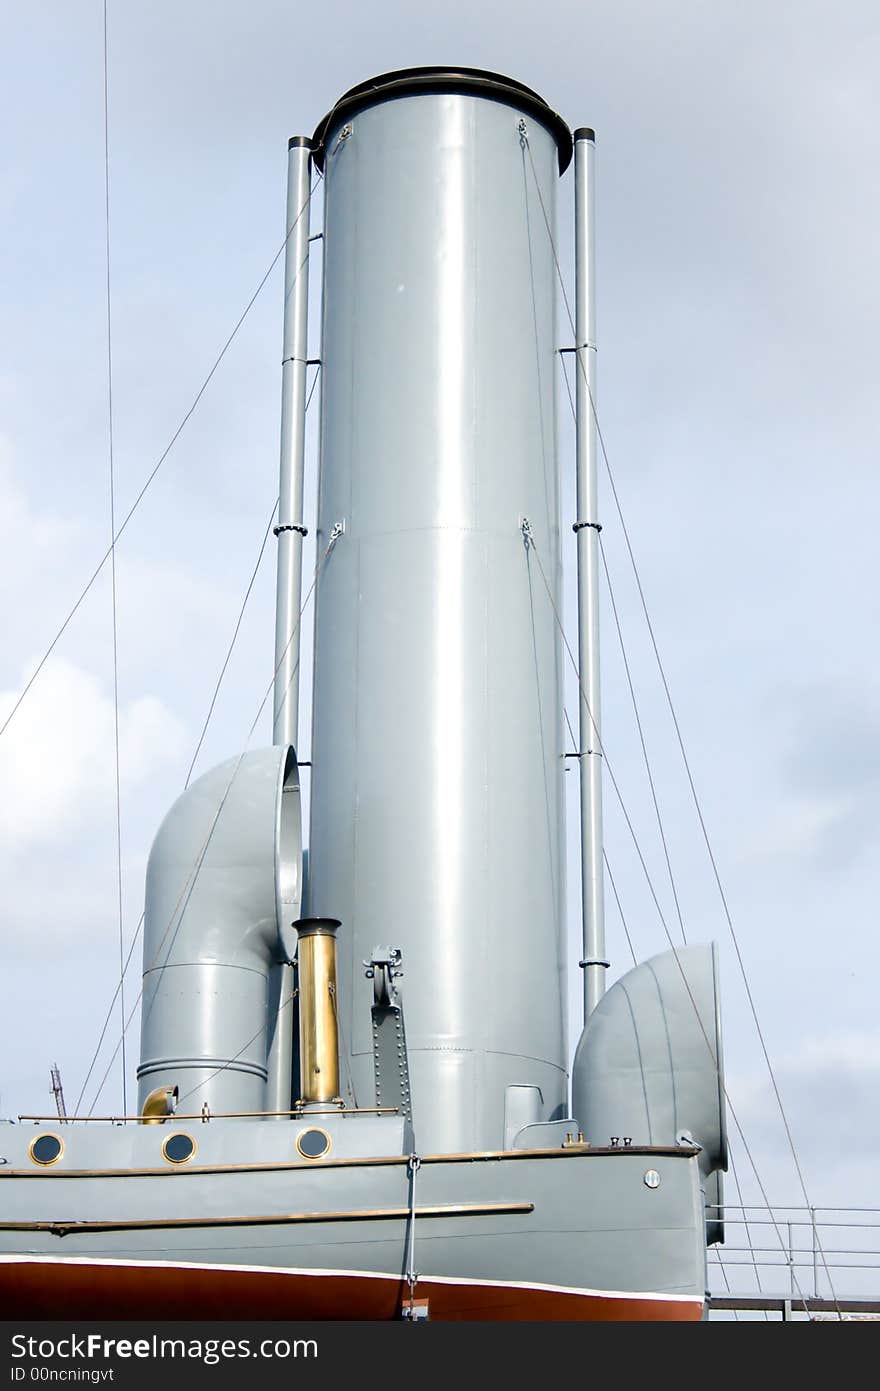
[
  {"x1": 16, "y1": 1107, "x2": 400, "y2": 1123},
  {"x1": 709, "y1": 1201, "x2": 880, "y2": 1312}
]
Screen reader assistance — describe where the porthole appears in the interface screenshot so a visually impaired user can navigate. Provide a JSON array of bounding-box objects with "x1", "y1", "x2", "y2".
[
  {"x1": 162, "y1": 1132, "x2": 197, "y2": 1165},
  {"x1": 296, "y1": 1127, "x2": 331, "y2": 1160},
  {"x1": 29, "y1": 1133, "x2": 64, "y2": 1167}
]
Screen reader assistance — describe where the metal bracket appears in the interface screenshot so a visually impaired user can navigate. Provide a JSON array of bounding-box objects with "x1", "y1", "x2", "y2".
[
  {"x1": 518, "y1": 117, "x2": 528, "y2": 146},
  {"x1": 365, "y1": 947, "x2": 411, "y2": 1121},
  {"x1": 328, "y1": 519, "x2": 345, "y2": 544},
  {"x1": 328, "y1": 124, "x2": 353, "y2": 160},
  {"x1": 520, "y1": 517, "x2": 534, "y2": 549},
  {"x1": 364, "y1": 946, "x2": 403, "y2": 1008}
]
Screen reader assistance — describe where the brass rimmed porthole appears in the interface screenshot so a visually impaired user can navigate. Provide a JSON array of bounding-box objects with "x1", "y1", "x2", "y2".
[
  {"x1": 296, "y1": 1127, "x2": 331, "y2": 1160},
  {"x1": 161, "y1": 1132, "x2": 197, "y2": 1165},
  {"x1": 29, "y1": 1133, "x2": 64, "y2": 1167}
]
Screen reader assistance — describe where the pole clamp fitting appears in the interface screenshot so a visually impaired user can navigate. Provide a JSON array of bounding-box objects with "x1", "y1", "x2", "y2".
[
  {"x1": 573, "y1": 520, "x2": 602, "y2": 533},
  {"x1": 274, "y1": 523, "x2": 308, "y2": 537},
  {"x1": 579, "y1": 959, "x2": 611, "y2": 969}
]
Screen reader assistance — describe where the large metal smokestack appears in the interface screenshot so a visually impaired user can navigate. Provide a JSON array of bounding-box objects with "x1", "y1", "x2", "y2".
[{"x1": 306, "y1": 70, "x2": 572, "y2": 1152}]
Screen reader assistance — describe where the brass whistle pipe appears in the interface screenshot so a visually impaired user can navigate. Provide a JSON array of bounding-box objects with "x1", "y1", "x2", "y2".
[{"x1": 294, "y1": 918, "x2": 342, "y2": 1105}]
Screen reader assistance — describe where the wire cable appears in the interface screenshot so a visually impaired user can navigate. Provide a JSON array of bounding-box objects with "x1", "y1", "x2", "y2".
[
  {"x1": 525, "y1": 523, "x2": 819, "y2": 1316},
  {"x1": 0, "y1": 176, "x2": 322, "y2": 748},
  {"x1": 523, "y1": 132, "x2": 841, "y2": 1316},
  {"x1": 85, "y1": 526, "x2": 341, "y2": 1116},
  {"x1": 183, "y1": 494, "x2": 280, "y2": 790},
  {"x1": 72, "y1": 489, "x2": 282, "y2": 1116},
  {"x1": 73, "y1": 302, "x2": 323, "y2": 1116},
  {"x1": 562, "y1": 351, "x2": 688, "y2": 947}
]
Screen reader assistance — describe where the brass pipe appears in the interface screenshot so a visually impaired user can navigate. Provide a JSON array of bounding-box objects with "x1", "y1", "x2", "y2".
[
  {"x1": 140, "y1": 1085, "x2": 178, "y2": 1125},
  {"x1": 294, "y1": 917, "x2": 342, "y2": 1105}
]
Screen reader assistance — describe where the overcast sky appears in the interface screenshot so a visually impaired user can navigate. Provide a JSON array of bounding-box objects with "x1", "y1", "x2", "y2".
[{"x1": 2, "y1": 2, "x2": 879, "y2": 1299}]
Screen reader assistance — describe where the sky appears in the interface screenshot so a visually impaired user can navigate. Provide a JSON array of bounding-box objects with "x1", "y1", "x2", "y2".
[{"x1": 2, "y1": 1, "x2": 879, "y2": 1303}]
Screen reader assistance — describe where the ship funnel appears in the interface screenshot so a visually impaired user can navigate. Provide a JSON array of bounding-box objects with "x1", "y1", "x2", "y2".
[
  {"x1": 294, "y1": 918, "x2": 342, "y2": 1106},
  {"x1": 304, "y1": 66, "x2": 573, "y2": 1152}
]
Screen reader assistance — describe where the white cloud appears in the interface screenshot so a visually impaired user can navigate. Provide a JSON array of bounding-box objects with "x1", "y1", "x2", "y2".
[
  {"x1": 0, "y1": 657, "x2": 186, "y2": 846},
  {"x1": 739, "y1": 793, "x2": 852, "y2": 864},
  {"x1": 0, "y1": 435, "x2": 81, "y2": 556}
]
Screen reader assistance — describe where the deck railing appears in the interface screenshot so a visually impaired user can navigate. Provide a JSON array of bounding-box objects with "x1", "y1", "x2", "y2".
[{"x1": 707, "y1": 1204, "x2": 880, "y2": 1320}]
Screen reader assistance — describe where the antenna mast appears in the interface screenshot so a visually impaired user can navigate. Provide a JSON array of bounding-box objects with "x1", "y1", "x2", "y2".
[
  {"x1": 573, "y1": 128, "x2": 607, "y2": 1019},
  {"x1": 49, "y1": 1064, "x2": 68, "y2": 1124},
  {"x1": 266, "y1": 136, "x2": 313, "y2": 1116}
]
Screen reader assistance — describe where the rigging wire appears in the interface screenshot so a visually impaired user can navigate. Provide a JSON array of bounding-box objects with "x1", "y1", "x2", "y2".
[
  {"x1": 85, "y1": 527, "x2": 341, "y2": 1116},
  {"x1": 0, "y1": 176, "x2": 322, "y2": 749},
  {"x1": 71, "y1": 489, "x2": 282, "y2": 1117},
  {"x1": 590, "y1": 699, "x2": 768, "y2": 1313},
  {"x1": 570, "y1": 708, "x2": 767, "y2": 1313},
  {"x1": 183, "y1": 494, "x2": 280, "y2": 790},
  {"x1": 562, "y1": 271, "x2": 769, "y2": 1313},
  {"x1": 525, "y1": 525, "x2": 819, "y2": 1316},
  {"x1": 561, "y1": 352, "x2": 688, "y2": 947},
  {"x1": 100, "y1": 0, "x2": 126, "y2": 1118},
  {"x1": 71, "y1": 180, "x2": 323, "y2": 1116},
  {"x1": 522, "y1": 131, "x2": 841, "y2": 1316}
]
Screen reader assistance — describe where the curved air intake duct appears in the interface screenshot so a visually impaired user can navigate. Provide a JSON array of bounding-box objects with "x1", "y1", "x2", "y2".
[
  {"x1": 137, "y1": 746, "x2": 302, "y2": 1115},
  {"x1": 571, "y1": 943, "x2": 727, "y2": 1177}
]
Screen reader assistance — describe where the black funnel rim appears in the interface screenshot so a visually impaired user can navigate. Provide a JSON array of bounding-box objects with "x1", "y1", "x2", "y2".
[{"x1": 311, "y1": 66, "x2": 573, "y2": 174}]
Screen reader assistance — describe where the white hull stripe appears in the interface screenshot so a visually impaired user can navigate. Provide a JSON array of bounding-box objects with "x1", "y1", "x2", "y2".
[{"x1": 0, "y1": 1253, "x2": 702, "y2": 1306}]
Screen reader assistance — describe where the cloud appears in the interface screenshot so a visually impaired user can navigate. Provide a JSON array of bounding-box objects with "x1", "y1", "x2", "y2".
[
  {"x1": 739, "y1": 792, "x2": 853, "y2": 864},
  {"x1": 729, "y1": 1031, "x2": 880, "y2": 1206},
  {"x1": 0, "y1": 657, "x2": 186, "y2": 847}
]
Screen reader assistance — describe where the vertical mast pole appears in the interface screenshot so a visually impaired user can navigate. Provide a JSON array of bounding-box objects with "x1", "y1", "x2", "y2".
[
  {"x1": 267, "y1": 137, "x2": 312, "y2": 1115},
  {"x1": 574, "y1": 128, "x2": 607, "y2": 1019},
  {"x1": 272, "y1": 136, "x2": 313, "y2": 747}
]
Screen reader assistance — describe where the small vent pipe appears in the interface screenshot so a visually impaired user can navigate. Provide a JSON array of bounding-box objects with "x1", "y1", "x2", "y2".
[{"x1": 294, "y1": 918, "x2": 342, "y2": 1106}]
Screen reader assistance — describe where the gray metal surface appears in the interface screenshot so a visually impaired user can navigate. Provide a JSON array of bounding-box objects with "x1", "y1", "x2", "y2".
[
  {"x1": 272, "y1": 138, "x2": 312, "y2": 748},
  {"x1": 307, "y1": 84, "x2": 568, "y2": 1155},
  {"x1": 571, "y1": 942, "x2": 727, "y2": 1176},
  {"x1": 573, "y1": 129, "x2": 607, "y2": 1020},
  {"x1": 367, "y1": 947, "x2": 412, "y2": 1121},
  {"x1": 138, "y1": 746, "x2": 301, "y2": 1115},
  {"x1": 0, "y1": 1123, "x2": 706, "y2": 1302},
  {"x1": 0, "y1": 70, "x2": 727, "y2": 1321},
  {"x1": 267, "y1": 140, "x2": 313, "y2": 1114}
]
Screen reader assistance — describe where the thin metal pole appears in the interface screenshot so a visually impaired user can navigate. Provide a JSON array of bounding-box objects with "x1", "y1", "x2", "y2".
[
  {"x1": 573, "y1": 128, "x2": 606, "y2": 1019},
  {"x1": 267, "y1": 137, "x2": 312, "y2": 1116},
  {"x1": 272, "y1": 137, "x2": 313, "y2": 748}
]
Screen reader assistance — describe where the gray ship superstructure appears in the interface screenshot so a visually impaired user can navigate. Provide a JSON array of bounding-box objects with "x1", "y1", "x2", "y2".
[{"x1": 0, "y1": 68, "x2": 726, "y2": 1321}]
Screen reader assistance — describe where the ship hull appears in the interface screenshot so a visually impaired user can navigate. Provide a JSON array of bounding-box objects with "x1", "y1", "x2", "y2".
[{"x1": 0, "y1": 1135, "x2": 709, "y2": 1321}]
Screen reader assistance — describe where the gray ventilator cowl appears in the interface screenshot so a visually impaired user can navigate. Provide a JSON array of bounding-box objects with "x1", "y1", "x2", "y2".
[
  {"x1": 137, "y1": 746, "x2": 302, "y2": 1116},
  {"x1": 571, "y1": 942, "x2": 727, "y2": 1176}
]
